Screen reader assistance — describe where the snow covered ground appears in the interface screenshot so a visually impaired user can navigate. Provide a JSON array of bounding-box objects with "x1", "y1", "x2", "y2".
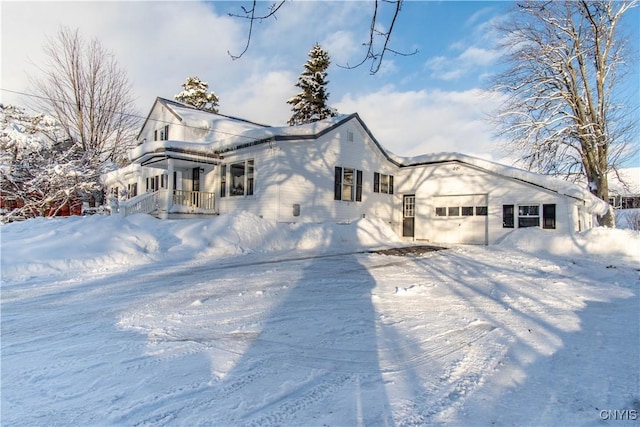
[{"x1": 1, "y1": 213, "x2": 639, "y2": 426}]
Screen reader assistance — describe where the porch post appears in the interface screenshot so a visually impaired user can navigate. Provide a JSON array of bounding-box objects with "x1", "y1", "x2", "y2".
[{"x1": 166, "y1": 158, "x2": 175, "y2": 212}]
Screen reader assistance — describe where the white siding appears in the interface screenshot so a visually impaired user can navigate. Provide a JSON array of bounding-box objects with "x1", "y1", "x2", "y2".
[
  {"x1": 273, "y1": 122, "x2": 398, "y2": 224},
  {"x1": 396, "y1": 162, "x2": 580, "y2": 244},
  {"x1": 138, "y1": 102, "x2": 184, "y2": 144}
]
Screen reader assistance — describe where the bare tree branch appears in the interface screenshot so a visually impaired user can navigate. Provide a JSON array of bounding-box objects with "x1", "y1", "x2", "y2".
[
  {"x1": 227, "y1": 0, "x2": 286, "y2": 61},
  {"x1": 338, "y1": 0, "x2": 417, "y2": 74},
  {"x1": 228, "y1": 0, "x2": 417, "y2": 74}
]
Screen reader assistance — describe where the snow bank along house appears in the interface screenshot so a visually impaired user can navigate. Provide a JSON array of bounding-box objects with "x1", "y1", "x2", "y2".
[{"x1": 102, "y1": 97, "x2": 609, "y2": 245}]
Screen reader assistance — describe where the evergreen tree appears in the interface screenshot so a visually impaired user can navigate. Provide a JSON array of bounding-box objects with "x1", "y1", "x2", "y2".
[
  {"x1": 175, "y1": 76, "x2": 220, "y2": 113},
  {"x1": 287, "y1": 44, "x2": 337, "y2": 126}
]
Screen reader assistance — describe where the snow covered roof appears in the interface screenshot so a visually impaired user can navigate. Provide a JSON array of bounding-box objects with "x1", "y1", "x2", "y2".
[
  {"x1": 131, "y1": 101, "x2": 609, "y2": 215},
  {"x1": 392, "y1": 151, "x2": 609, "y2": 214}
]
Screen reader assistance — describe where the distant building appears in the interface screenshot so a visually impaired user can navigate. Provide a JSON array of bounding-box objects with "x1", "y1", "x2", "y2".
[{"x1": 608, "y1": 168, "x2": 640, "y2": 209}]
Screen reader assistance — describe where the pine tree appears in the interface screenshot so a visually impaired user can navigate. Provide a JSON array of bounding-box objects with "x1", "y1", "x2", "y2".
[
  {"x1": 175, "y1": 76, "x2": 220, "y2": 113},
  {"x1": 287, "y1": 44, "x2": 337, "y2": 126}
]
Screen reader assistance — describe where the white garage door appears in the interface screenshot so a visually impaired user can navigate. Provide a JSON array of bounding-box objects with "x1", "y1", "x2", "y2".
[{"x1": 432, "y1": 194, "x2": 488, "y2": 245}]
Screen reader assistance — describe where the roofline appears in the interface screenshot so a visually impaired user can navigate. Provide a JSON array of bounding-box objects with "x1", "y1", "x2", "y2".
[
  {"x1": 135, "y1": 97, "x2": 184, "y2": 140},
  {"x1": 131, "y1": 106, "x2": 604, "y2": 209},
  {"x1": 135, "y1": 97, "x2": 272, "y2": 141}
]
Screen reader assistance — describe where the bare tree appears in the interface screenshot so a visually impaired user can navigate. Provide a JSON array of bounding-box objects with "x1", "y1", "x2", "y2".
[
  {"x1": 493, "y1": 0, "x2": 638, "y2": 227},
  {"x1": 228, "y1": 0, "x2": 416, "y2": 74},
  {"x1": 30, "y1": 27, "x2": 139, "y2": 171}
]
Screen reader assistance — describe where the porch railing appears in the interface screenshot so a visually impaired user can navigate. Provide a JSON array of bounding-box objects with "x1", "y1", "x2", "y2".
[
  {"x1": 172, "y1": 190, "x2": 215, "y2": 211},
  {"x1": 117, "y1": 191, "x2": 161, "y2": 216},
  {"x1": 116, "y1": 190, "x2": 216, "y2": 217}
]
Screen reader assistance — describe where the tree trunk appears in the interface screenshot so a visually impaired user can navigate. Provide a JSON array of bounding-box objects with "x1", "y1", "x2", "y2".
[{"x1": 592, "y1": 173, "x2": 615, "y2": 228}]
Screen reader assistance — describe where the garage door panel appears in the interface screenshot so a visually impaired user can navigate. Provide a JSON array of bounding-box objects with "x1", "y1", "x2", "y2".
[{"x1": 432, "y1": 195, "x2": 488, "y2": 245}]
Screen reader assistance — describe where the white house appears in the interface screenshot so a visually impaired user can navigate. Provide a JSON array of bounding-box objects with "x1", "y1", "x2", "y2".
[{"x1": 102, "y1": 97, "x2": 609, "y2": 245}]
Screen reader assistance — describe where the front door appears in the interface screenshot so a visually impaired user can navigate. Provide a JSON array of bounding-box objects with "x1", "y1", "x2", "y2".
[{"x1": 403, "y1": 195, "x2": 415, "y2": 238}]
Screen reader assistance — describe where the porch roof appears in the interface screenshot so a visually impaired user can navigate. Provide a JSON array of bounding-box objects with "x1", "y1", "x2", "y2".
[{"x1": 132, "y1": 144, "x2": 222, "y2": 170}]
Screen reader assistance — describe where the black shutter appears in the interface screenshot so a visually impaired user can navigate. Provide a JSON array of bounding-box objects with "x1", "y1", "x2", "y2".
[
  {"x1": 192, "y1": 167, "x2": 200, "y2": 191},
  {"x1": 334, "y1": 167, "x2": 342, "y2": 200},
  {"x1": 373, "y1": 172, "x2": 380, "y2": 193},
  {"x1": 356, "y1": 170, "x2": 363, "y2": 202},
  {"x1": 164, "y1": 125, "x2": 169, "y2": 140},
  {"x1": 389, "y1": 175, "x2": 394, "y2": 194},
  {"x1": 503, "y1": 205, "x2": 514, "y2": 228},
  {"x1": 543, "y1": 204, "x2": 556, "y2": 229}
]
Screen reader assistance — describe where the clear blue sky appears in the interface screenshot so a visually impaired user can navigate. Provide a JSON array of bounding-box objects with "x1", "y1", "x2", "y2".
[{"x1": 2, "y1": 1, "x2": 638, "y2": 166}]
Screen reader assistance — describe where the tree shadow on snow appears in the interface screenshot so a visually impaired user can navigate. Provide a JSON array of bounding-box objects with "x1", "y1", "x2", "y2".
[{"x1": 205, "y1": 251, "x2": 396, "y2": 426}]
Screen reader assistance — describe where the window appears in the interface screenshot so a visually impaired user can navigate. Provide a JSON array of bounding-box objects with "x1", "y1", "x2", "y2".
[
  {"x1": 225, "y1": 159, "x2": 255, "y2": 197},
  {"x1": 503, "y1": 205, "x2": 514, "y2": 228},
  {"x1": 220, "y1": 164, "x2": 227, "y2": 198},
  {"x1": 475, "y1": 206, "x2": 488, "y2": 216},
  {"x1": 461, "y1": 206, "x2": 474, "y2": 216},
  {"x1": 156, "y1": 125, "x2": 169, "y2": 141},
  {"x1": 518, "y1": 205, "x2": 539, "y2": 228},
  {"x1": 380, "y1": 174, "x2": 390, "y2": 194},
  {"x1": 230, "y1": 163, "x2": 245, "y2": 196},
  {"x1": 373, "y1": 172, "x2": 394, "y2": 194},
  {"x1": 128, "y1": 183, "x2": 137, "y2": 198},
  {"x1": 448, "y1": 206, "x2": 460, "y2": 216},
  {"x1": 347, "y1": 130, "x2": 354, "y2": 142},
  {"x1": 435, "y1": 207, "x2": 447, "y2": 217},
  {"x1": 334, "y1": 166, "x2": 362, "y2": 202},
  {"x1": 543, "y1": 204, "x2": 556, "y2": 229}
]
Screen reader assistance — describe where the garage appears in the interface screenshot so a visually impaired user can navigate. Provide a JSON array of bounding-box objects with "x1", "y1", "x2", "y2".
[{"x1": 431, "y1": 194, "x2": 488, "y2": 245}]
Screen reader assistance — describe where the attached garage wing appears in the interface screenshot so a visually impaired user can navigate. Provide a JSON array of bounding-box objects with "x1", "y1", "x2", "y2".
[{"x1": 432, "y1": 194, "x2": 488, "y2": 245}]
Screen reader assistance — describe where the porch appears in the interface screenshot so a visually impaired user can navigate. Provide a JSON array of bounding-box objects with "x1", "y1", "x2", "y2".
[{"x1": 116, "y1": 189, "x2": 216, "y2": 217}]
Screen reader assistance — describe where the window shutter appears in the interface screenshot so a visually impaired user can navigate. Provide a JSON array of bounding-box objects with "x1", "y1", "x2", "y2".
[
  {"x1": 373, "y1": 172, "x2": 380, "y2": 193},
  {"x1": 356, "y1": 170, "x2": 363, "y2": 202},
  {"x1": 389, "y1": 175, "x2": 394, "y2": 194},
  {"x1": 154, "y1": 130, "x2": 158, "y2": 141},
  {"x1": 503, "y1": 205, "x2": 514, "y2": 228},
  {"x1": 543, "y1": 204, "x2": 556, "y2": 229},
  {"x1": 334, "y1": 167, "x2": 342, "y2": 200},
  {"x1": 164, "y1": 125, "x2": 169, "y2": 140}
]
